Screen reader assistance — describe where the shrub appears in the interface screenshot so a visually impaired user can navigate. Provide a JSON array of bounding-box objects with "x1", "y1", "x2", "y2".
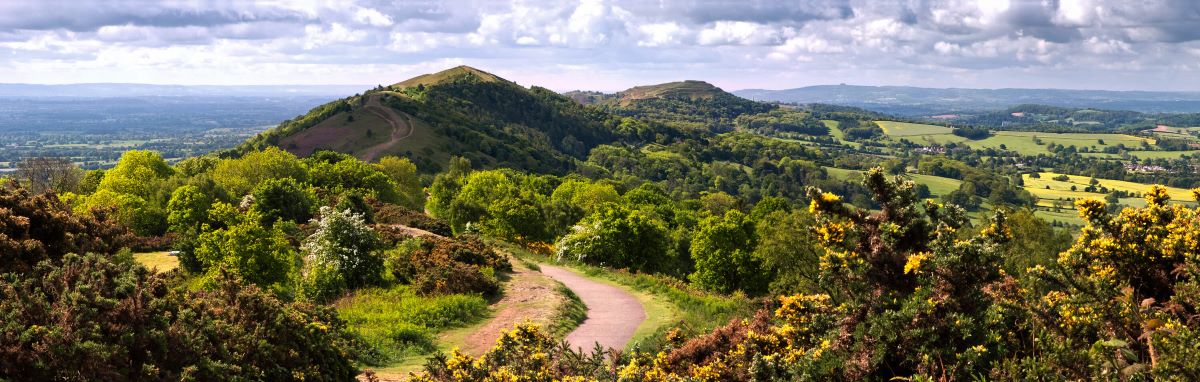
[
  {"x1": 412, "y1": 262, "x2": 499, "y2": 296},
  {"x1": 0, "y1": 184, "x2": 129, "y2": 274},
  {"x1": 374, "y1": 203, "x2": 453, "y2": 237},
  {"x1": 299, "y1": 206, "x2": 384, "y2": 301},
  {"x1": 392, "y1": 237, "x2": 509, "y2": 297},
  {"x1": 0, "y1": 253, "x2": 369, "y2": 380}
]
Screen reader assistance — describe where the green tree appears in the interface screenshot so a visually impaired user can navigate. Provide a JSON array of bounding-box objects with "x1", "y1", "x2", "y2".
[
  {"x1": 309, "y1": 157, "x2": 401, "y2": 204},
  {"x1": 194, "y1": 208, "x2": 296, "y2": 288},
  {"x1": 166, "y1": 185, "x2": 212, "y2": 234},
  {"x1": 753, "y1": 209, "x2": 821, "y2": 294},
  {"x1": 96, "y1": 150, "x2": 173, "y2": 200},
  {"x1": 250, "y1": 177, "x2": 317, "y2": 225},
  {"x1": 555, "y1": 203, "x2": 669, "y2": 273},
  {"x1": 689, "y1": 210, "x2": 768, "y2": 294},
  {"x1": 211, "y1": 147, "x2": 307, "y2": 197},
  {"x1": 376, "y1": 156, "x2": 425, "y2": 209},
  {"x1": 999, "y1": 209, "x2": 1071, "y2": 274},
  {"x1": 698, "y1": 191, "x2": 740, "y2": 216},
  {"x1": 78, "y1": 189, "x2": 165, "y2": 236},
  {"x1": 335, "y1": 190, "x2": 374, "y2": 224}
]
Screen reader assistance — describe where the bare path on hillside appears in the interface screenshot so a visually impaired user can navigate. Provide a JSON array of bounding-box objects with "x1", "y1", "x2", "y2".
[
  {"x1": 458, "y1": 260, "x2": 563, "y2": 355},
  {"x1": 359, "y1": 95, "x2": 414, "y2": 162},
  {"x1": 539, "y1": 265, "x2": 646, "y2": 351}
]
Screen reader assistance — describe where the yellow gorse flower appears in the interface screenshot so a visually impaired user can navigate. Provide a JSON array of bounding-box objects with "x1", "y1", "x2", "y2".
[{"x1": 904, "y1": 252, "x2": 930, "y2": 274}]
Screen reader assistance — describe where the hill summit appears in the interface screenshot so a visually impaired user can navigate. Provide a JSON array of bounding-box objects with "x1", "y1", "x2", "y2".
[
  {"x1": 392, "y1": 65, "x2": 504, "y2": 89},
  {"x1": 598, "y1": 80, "x2": 774, "y2": 131},
  {"x1": 619, "y1": 80, "x2": 727, "y2": 102},
  {"x1": 237, "y1": 65, "x2": 619, "y2": 173}
]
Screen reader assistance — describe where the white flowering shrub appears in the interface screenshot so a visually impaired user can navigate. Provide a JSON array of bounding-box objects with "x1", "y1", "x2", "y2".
[{"x1": 299, "y1": 206, "x2": 383, "y2": 302}]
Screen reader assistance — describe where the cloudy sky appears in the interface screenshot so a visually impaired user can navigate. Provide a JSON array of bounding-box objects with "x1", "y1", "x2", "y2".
[{"x1": 3, "y1": 0, "x2": 1200, "y2": 92}]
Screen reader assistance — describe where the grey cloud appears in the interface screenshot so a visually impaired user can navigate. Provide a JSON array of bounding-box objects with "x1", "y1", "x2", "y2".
[
  {"x1": 621, "y1": 0, "x2": 853, "y2": 24},
  {"x1": 0, "y1": 1, "x2": 314, "y2": 32}
]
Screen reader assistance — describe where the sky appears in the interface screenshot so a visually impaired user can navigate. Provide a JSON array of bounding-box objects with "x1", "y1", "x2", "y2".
[{"x1": 3, "y1": 0, "x2": 1200, "y2": 92}]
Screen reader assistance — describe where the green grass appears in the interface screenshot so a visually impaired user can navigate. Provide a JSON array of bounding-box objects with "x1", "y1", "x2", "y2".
[
  {"x1": 394, "y1": 65, "x2": 502, "y2": 88},
  {"x1": 1032, "y1": 208, "x2": 1085, "y2": 227},
  {"x1": 909, "y1": 173, "x2": 964, "y2": 196},
  {"x1": 875, "y1": 121, "x2": 953, "y2": 136},
  {"x1": 823, "y1": 166, "x2": 962, "y2": 197},
  {"x1": 822, "y1": 120, "x2": 843, "y2": 140},
  {"x1": 548, "y1": 284, "x2": 588, "y2": 339},
  {"x1": 133, "y1": 251, "x2": 179, "y2": 272},
  {"x1": 335, "y1": 285, "x2": 490, "y2": 366},
  {"x1": 820, "y1": 119, "x2": 862, "y2": 148}
]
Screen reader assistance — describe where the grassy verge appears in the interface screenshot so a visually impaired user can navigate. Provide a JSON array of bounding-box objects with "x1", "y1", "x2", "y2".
[
  {"x1": 497, "y1": 242, "x2": 755, "y2": 352},
  {"x1": 335, "y1": 285, "x2": 489, "y2": 367},
  {"x1": 133, "y1": 251, "x2": 179, "y2": 272},
  {"x1": 548, "y1": 284, "x2": 587, "y2": 339}
]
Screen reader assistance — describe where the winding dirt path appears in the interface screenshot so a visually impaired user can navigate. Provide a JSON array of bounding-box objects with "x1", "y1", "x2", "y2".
[
  {"x1": 539, "y1": 265, "x2": 646, "y2": 352},
  {"x1": 358, "y1": 95, "x2": 414, "y2": 162},
  {"x1": 456, "y1": 260, "x2": 564, "y2": 356}
]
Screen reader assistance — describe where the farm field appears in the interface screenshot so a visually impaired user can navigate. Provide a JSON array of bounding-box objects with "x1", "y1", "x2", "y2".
[
  {"x1": 1023, "y1": 171, "x2": 1194, "y2": 202},
  {"x1": 876, "y1": 121, "x2": 955, "y2": 136},
  {"x1": 875, "y1": 121, "x2": 1164, "y2": 156},
  {"x1": 1081, "y1": 150, "x2": 1200, "y2": 159},
  {"x1": 821, "y1": 119, "x2": 862, "y2": 148}
]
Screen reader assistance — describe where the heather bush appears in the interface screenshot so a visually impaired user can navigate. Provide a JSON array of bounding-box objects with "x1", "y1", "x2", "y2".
[
  {"x1": 390, "y1": 236, "x2": 509, "y2": 297},
  {"x1": 0, "y1": 184, "x2": 129, "y2": 274},
  {"x1": 0, "y1": 253, "x2": 369, "y2": 380}
]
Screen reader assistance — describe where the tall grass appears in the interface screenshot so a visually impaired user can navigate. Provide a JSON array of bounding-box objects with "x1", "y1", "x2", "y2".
[{"x1": 336, "y1": 285, "x2": 489, "y2": 364}]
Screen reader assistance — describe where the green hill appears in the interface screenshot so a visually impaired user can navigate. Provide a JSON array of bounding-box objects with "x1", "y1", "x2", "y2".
[
  {"x1": 392, "y1": 65, "x2": 503, "y2": 89},
  {"x1": 597, "y1": 80, "x2": 774, "y2": 131},
  {"x1": 237, "y1": 66, "x2": 621, "y2": 173}
]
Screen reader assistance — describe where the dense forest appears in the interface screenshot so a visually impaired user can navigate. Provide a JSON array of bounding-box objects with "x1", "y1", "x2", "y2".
[{"x1": 4, "y1": 66, "x2": 1200, "y2": 380}]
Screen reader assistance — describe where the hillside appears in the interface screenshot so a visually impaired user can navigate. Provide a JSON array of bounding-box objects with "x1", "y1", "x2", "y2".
[
  {"x1": 237, "y1": 66, "x2": 621, "y2": 173},
  {"x1": 592, "y1": 80, "x2": 774, "y2": 131}
]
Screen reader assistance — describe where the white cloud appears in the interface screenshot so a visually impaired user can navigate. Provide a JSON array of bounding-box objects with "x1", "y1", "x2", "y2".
[
  {"x1": 353, "y1": 8, "x2": 394, "y2": 27},
  {"x1": 302, "y1": 23, "x2": 365, "y2": 49},
  {"x1": 636, "y1": 22, "x2": 686, "y2": 47},
  {"x1": 2, "y1": 0, "x2": 1200, "y2": 90},
  {"x1": 697, "y1": 21, "x2": 790, "y2": 46}
]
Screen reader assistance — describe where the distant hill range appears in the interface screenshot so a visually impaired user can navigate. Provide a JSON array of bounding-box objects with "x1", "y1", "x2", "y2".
[
  {"x1": 565, "y1": 80, "x2": 771, "y2": 131},
  {"x1": 733, "y1": 85, "x2": 1200, "y2": 115},
  {"x1": 0, "y1": 83, "x2": 364, "y2": 98}
]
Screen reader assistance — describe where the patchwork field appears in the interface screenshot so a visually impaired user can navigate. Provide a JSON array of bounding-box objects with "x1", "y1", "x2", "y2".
[
  {"x1": 1081, "y1": 150, "x2": 1200, "y2": 160},
  {"x1": 1023, "y1": 172, "x2": 1194, "y2": 202},
  {"x1": 875, "y1": 121, "x2": 1168, "y2": 156}
]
